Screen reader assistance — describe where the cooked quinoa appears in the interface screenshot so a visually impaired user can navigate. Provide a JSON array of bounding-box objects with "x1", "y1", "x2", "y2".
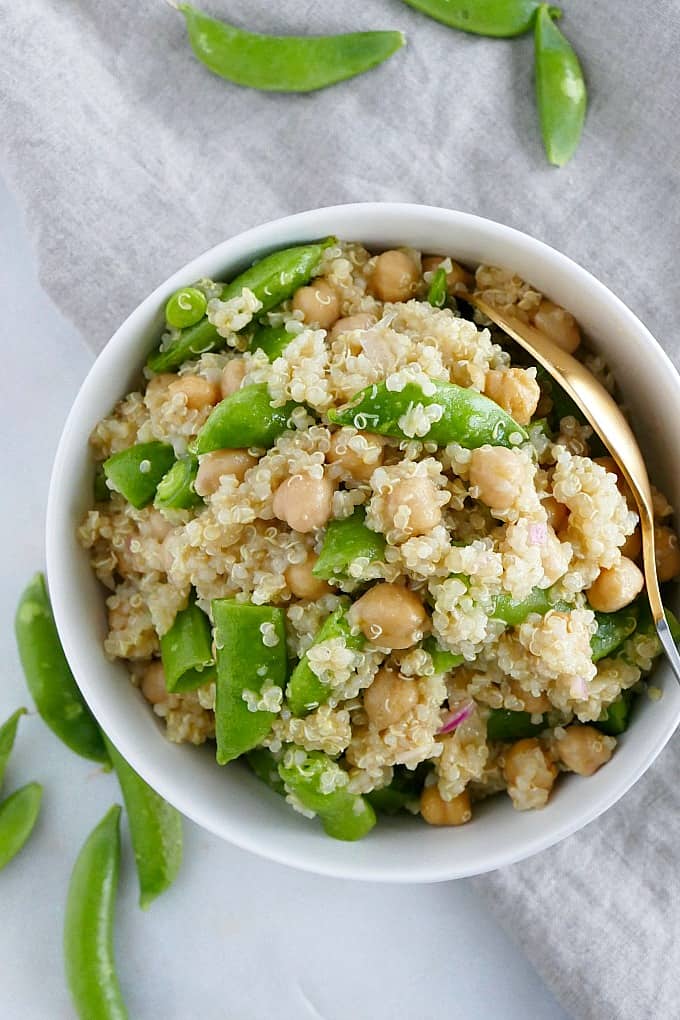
[{"x1": 79, "y1": 240, "x2": 680, "y2": 837}]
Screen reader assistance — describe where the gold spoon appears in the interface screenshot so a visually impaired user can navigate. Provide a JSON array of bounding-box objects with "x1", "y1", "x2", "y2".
[{"x1": 463, "y1": 291, "x2": 680, "y2": 685}]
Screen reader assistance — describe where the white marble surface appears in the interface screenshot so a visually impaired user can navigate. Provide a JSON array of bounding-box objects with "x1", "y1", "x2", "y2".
[{"x1": 0, "y1": 177, "x2": 569, "y2": 1020}]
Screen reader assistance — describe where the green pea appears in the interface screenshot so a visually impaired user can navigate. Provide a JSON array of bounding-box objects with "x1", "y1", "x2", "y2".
[
  {"x1": 278, "y1": 748, "x2": 376, "y2": 841},
  {"x1": 154, "y1": 454, "x2": 204, "y2": 511},
  {"x1": 591, "y1": 606, "x2": 640, "y2": 663},
  {"x1": 287, "y1": 604, "x2": 365, "y2": 717},
  {"x1": 312, "y1": 508, "x2": 386, "y2": 581},
  {"x1": 534, "y1": 5, "x2": 587, "y2": 167},
  {"x1": 15, "y1": 574, "x2": 109, "y2": 765},
  {"x1": 103, "y1": 736, "x2": 183, "y2": 910},
  {"x1": 328, "y1": 378, "x2": 527, "y2": 448},
  {"x1": 401, "y1": 0, "x2": 561, "y2": 37},
  {"x1": 195, "y1": 383, "x2": 298, "y2": 453},
  {"x1": 160, "y1": 594, "x2": 215, "y2": 693},
  {"x1": 426, "y1": 267, "x2": 448, "y2": 308},
  {"x1": 0, "y1": 708, "x2": 26, "y2": 794},
  {"x1": 422, "y1": 636, "x2": 464, "y2": 673},
  {"x1": 487, "y1": 709, "x2": 546, "y2": 742},
  {"x1": 175, "y1": 3, "x2": 404, "y2": 93},
  {"x1": 64, "y1": 805, "x2": 128, "y2": 1020},
  {"x1": 165, "y1": 286, "x2": 208, "y2": 329},
  {"x1": 250, "y1": 323, "x2": 297, "y2": 362},
  {"x1": 104, "y1": 441, "x2": 176, "y2": 509},
  {"x1": 0, "y1": 782, "x2": 42, "y2": 871}
]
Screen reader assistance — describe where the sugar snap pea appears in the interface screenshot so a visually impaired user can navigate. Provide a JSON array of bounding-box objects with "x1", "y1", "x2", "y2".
[
  {"x1": 64, "y1": 805, "x2": 128, "y2": 1020},
  {"x1": 154, "y1": 454, "x2": 203, "y2": 510},
  {"x1": 401, "y1": 0, "x2": 561, "y2": 37},
  {"x1": 195, "y1": 383, "x2": 298, "y2": 453},
  {"x1": 250, "y1": 323, "x2": 297, "y2": 362},
  {"x1": 160, "y1": 594, "x2": 215, "y2": 692},
  {"x1": 312, "y1": 508, "x2": 386, "y2": 581},
  {"x1": 147, "y1": 239, "x2": 334, "y2": 372},
  {"x1": 212, "y1": 600, "x2": 288, "y2": 764},
  {"x1": 103, "y1": 736, "x2": 183, "y2": 910},
  {"x1": 487, "y1": 708, "x2": 546, "y2": 742},
  {"x1": 594, "y1": 692, "x2": 633, "y2": 737},
  {"x1": 0, "y1": 782, "x2": 42, "y2": 870},
  {"x1": 174, "y1": 3, "x2": 405, "y2": 93},
  {"x1": 591, "y1": 606, "x2": 640, "y2": 663},
  {"x1": 246, "y1": 747, "x2": 287, "y2": 796},
  {"x1": 426, "y1": 267, "x2": 448, "y2": 308},
  {"x1": 287, "y1": 604, "x2": 365, "y2": 717},
  {"x1": 534, "y1": 5, "x2": 587, "y2": 167},
  {"x1": 491, "y1": 586, "x2": 569, "y2": 627},
  {"x1": 104, "y1": 442, "x2": 176, "y2": 509},
  {"x1": 15, "y1": 574, "x2": 109, "y2": 764},
  {"x1": 422, "y1": 636, "x2": 464, "y2": 673},
  {"x1": 328, "y1": 378, "x2": 527, "y2": 448},
  {"x1": 278, "y1": 747, "x2": 376, "y2": 841},
  {"x1": 366, "y1": 763, "x2": 429, "y2": 816},
  {"x1": 94, "y1": 462, "x2": 111, "y2": 502},
  {"x1": 0, "y1": 708, "x2": 26, "y2": 793}
]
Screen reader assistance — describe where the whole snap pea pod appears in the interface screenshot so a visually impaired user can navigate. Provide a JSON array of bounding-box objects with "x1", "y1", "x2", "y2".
[
  {"x1": 15, "y1": 574, "x2": 109, "y2": 765},
  {"x1": 328, "y1": 379, "x2": 527, "y2": 448},
  {"x1": 154, "y1": 454, "x2": 203, "y2": 510},
  {"x1": 401, "y1": 0, "x2": 561, "y2": 37},
  {"x1": 212, "y1": 600, "x2": 288, "y2": 765},
  {"x1": 195, "y1": 384, "x2": 299, "y2": 453},
  {"x1": 312, "y1": 508, "x2": 386, "y2": 581},
  {"x1": 487, "y1": 709, "x2": 546, "y2": 742},
  {"x1": 103, "y1": 736, "x2": 183, "y2": 910},
  {"x1": 0, "y1": 782, "x2": 42, "y2": 870},
  {"x1": 422, "y1": 636, "x2": 464, "y2": 673},
  {"x1": 174, "y1": 3, "x2": 404, "y2": 93},
  {"x1": 0, "y1": 708, "x2": 26, "y2": 793},
  {"x1": 491, "y1": 586, "x2": 569, "y2": 627},
  {"x1": 104, "y1": 442, "x2": 176, "y2": 509},
  {"x1": 594, "y1": 692, "x2": 633, "y2": 737},
  {"x1": 426, "y1": 267, "x2": 448, "y2": 308},
  {"x1": 534, "y1": 4, "x2": 587, "y2": 167},
  {"x1": 287, "y1": 604, "x2": 365, "y2": 717},
  {"x1": 278, "y1": 747, "x2": 376, "y2": 841},
  {"x1": 250, "y1": 323, "x2": 297, "y2": 362},
  {"x1": 246, "y1": 748, "x2": 287, "y2": 796},
  {"x1": 147, "y1": 239, "x2": 334, "y2": 372},
  {"x1": 160, "y1": 594, "x2": 215, "y2": 693},
  {"x1": 64, "y1": 805, "x2": 128, "y2": 1020},
  {"x1": 590, "y1": 605, "x2": 639, "y2": 663}
]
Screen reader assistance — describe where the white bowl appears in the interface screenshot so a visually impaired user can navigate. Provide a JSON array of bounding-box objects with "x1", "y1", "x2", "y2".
[{"x1": 46, "y1": 204, "x2": 680, "y2": 882}]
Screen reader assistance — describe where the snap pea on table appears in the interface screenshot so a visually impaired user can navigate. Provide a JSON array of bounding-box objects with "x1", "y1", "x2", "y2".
[
  {"x1": 0, "y1": 707, "x2": 26, "y2": 793},
  {"x1": 0, "y1": 782, "x2": 43, "y2": 871},
  {"x1": 401, "y1": 0, "x2": 562, "y2": 37},
  {"x1": 534, "y1": 4, "x2": 587, "y2": 166}
]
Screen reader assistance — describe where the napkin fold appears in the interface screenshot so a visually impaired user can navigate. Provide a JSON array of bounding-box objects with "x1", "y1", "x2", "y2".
[{"x1": 3, "y1": 2, "x2": 679, "y2": 1016}]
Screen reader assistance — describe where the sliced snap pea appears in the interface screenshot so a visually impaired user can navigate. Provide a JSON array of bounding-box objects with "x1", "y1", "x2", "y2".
[
  {"x1": 93, "y1": 463, "x2": 111, "y2": 502},
  {"x1": 594, "y1": 692, "x2": 633, "y2": 737},
  {"x1": 165, "y1": 286, "x2": 207, "y2": 329},
  {"x1": 103, "y1": 736, "x2": 183, "y2": 910},
  {"x1": 422, "y1": 636, "x2": 464, "y2": 673},
  {"x1": 366, "y1": 763, "x2": 429, "y2": 816},
  {"x1": 175, "y1": 3, "x2": 404, "y2": 93},
  {"x1": 0, "y1": 708, "x2": 26, "y2": 794},
  {"x1": 147, "y1": 239, "x2": 333, "y2": 372},
  {"x1": 491, "y1": 586, "x2": 568, "y2": 627},
  {"x1": 312, "y1": 508, "x2": 386, "y2": 581},
  {"x1": 487, "y1": 708, "x2": 546, "y2": 742},
  {"x1": 195, "y1": 384, "x2": 299, "y2": 453},
  {"x1": 328, "y1": 378, "x2": 527, "y2": 448},
  {"x1": 0, "y1": 782, "x2": 42, "y2": 871},
  {"x1": 251, "y1": 323, "x2": 297, "y2": 362},
  {"x1": 534, "y1": 4, "x2": 587, "y2": 167},
  {"x1": 287, "y1": 604, "x2": 365, "y2": 717},
  {"x1": 15, "y1": 574, "x2": 109, "y2": 765},
  {"x1": 426, "y1": 267, "x2": 447, "y2": 308},
  {"x1": 401, "y1": 0, "x2": 561, "y2": 37},
  {"x1": 591, "y1": 606, "x2": 640, "y2": 663},
  {"x1": 154, "y1": 454, "x2": 203, "y2": 510},
  {"x1": 246, "y1": 748, "x2": 286, "y2": 796},
  {"x1": 212, "y1": 600, "x2": 288, "y2": 765},
  {"x1": 104, "y1": 442, "x2": 176, "y2": 509},
  {"x1": 278, "y1": 748, "x2": 376, "y2": 841},
  {"x1": 536, "y1": 366, "x2": 585, "y2": 427},
  {"x1": 64, "y1": 805, "x2": 128, "y2": 1020},
  {"x1": 160, "y1": 595, "x2": 215, "y2": 693}
]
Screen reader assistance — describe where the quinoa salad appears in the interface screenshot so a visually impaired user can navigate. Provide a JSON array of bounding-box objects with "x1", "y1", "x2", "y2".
[{"x1": 79, "y1": 239, "x2": 680, "y2": 839}]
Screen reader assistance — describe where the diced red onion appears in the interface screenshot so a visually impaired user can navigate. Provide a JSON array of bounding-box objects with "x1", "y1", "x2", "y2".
[{"x1": 438, "y1": 701, "x2": 474, "y2": 735}]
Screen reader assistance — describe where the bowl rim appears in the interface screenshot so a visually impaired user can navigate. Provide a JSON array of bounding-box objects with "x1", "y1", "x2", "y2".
[{"x1": 46, "y1": 202, "x2": 680, "y2": 882}]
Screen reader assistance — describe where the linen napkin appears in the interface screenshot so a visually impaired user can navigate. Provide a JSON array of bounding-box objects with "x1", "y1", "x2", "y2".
[{"x1": 2, "y1": 2, "x2": 679, "y2": 1017}]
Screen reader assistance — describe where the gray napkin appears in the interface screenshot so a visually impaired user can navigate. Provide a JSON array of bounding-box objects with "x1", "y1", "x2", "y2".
[{"x1": 2, "y1": 2, "x2": 679, "y2": 1017}]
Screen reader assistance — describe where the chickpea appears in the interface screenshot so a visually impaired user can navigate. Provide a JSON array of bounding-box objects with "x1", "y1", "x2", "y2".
[
  {"x1": 421, "y1": 255, "x2": 474, "y2": 294},
  {"x1": 292, "y1": 279, "x2": 340, "y2": 329},
  {"x1": 141, "y1": 661, "x2": 168, "y2": 705},
  {"x1": 420, "y1": 785, "x2": 472, "y2": 826},
  {"x1": 483, "y1": 368, "x2": 540, "y2": 426},
  {"x1": 221, "y1": 358, "x2": 247, "y2": 399},
  {"x1": 145, "y1": 373, "x2": 175, "y2": 402},
  {"x1": 326, "y1": 429, "x2": 386, "y2": 482},
  {"x1": 508, "y1": 680, "x2": 551, "y2": 714},
  {"x1": 587, "y1": 556, "x2": 644, "y2": 612},
  {"x1": 272, "y1": 473, "x2": 334, "y2": 533},
  {"x1": 195, "y1": 449, "x2": 257, "y2": 496},
  {"x1": 620, "y1": 526, "x2": 642, "y2": 562},
  {"x1": 655, "y1": 525, "x2": 680, "y2": 581},
  {"x1": 556, "y1": 725, "x2": 614, "y2": 776},
  {"x1": 349, "y1": 582, "x2": 430, "y2": 650},
  {"x1": 384, "y1": 476, "x2": 442, "y2": 535},
  {"x1": 328, "y1": 313, "x2": 376, "y2": 342},
  {"x1": 532, "y1": 298, "x2": 581, "y2": 353},
  {"x1": 543, "y1": 495, "x2": 569, "y2": 534},
  {"x1": 592, "y1": 456, "x2": 635, "y2": 509},
  {"x1": 167, "y1": 374, "x2": 221, "y2": 410},
  {"x1": 363, "y1": 667, "x2": 419, "y2": 730},
  {"x1": 285, "y1": 554, "x2": 332, "y2": 599},
  {"x1": 469, "y1": 446, "x2": 524, "y2": 512},
  {"x1": 368, "y1": 250, "x2": 419, "y2": 302},
  {"x1": 652, "y1": 485, "x2": 673, "y2": 521},
  {"x1": 502, "y1": 738, "x2": 557, "y2": 810}
]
